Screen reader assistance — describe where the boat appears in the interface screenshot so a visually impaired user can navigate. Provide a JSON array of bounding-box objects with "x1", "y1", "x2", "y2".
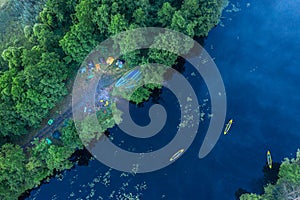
[
  {"x1": 115, "y1": 69, "x2": 142, "y2": 87},
  {"x1": 169, "y1": 149, "x2": 185, "y2": 162},
  {"x1": 224, "y1": 119, "x2": 233, "y2": 135},
  {"x1": 267, "y1": 150, "x2": 272, "y2": 169}
]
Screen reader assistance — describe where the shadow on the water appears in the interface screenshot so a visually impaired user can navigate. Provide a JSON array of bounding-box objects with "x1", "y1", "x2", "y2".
[
  {"x1": 263, "y1": 162, "x2": 280, "y2": 185},
  {"x1": 235, "y1": 188, "x2": 250, "y2": 200},
  {"x1": 19, "y1": 148, "x2": 93, "y2": 200},
  {"x1": 69, "y1": 148, "x2": 93, "y2": 166},
  {"x1": 235, "y1": 162, "x2": 280, "y2": 199},
  {"x1": 150, "y1": 87, "x2": 163, "y2": 104}
]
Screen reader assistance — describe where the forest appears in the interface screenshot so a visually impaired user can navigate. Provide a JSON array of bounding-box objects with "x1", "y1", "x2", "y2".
[
  {"x1": 1, "y1": 0, "x2": 300, "y2": 199},
  {"x1": 0, "y1": 0, "x2": 225, "y2": 198},
  {"x1": 0, "y1": 0, "x2": 225, "y2": 139}
]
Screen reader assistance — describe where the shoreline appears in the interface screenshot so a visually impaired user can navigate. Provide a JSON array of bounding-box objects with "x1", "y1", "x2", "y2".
[{"x1": 19, "y1": 148, "x2": 93, "y2": 200}]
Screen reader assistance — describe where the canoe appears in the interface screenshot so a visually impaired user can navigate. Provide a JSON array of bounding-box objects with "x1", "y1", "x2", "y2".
[
  {"x1": 224, "y1": 119, "x2": 233, "y2": 135},
  {"x1": 267, "y1": 150, "x2": 272, "y2": 169},
  {"x1": 169, "y1": 149, "x2": 185, "y2": 162}
]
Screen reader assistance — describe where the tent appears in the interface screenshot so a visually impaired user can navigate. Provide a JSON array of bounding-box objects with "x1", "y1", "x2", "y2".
[
  {"x1": 95, "y1": 63, "x2": 101, "y2": 71},
  {"x1": 106, "y1": 57, "x2": 115, "y2": 65},
  {"x1": 52, "y1": 130, "x2": 61, "y2": 139},
  {"x1": 45, "y1": 138, "x2": 52, "y2": 145},
  {"x1": 88, "y1": 61, "x2": 95, "y2": 70},
  {"x1": 48, "y1": 119, "x2": 54, "y2": 125},
  {"x1": 99, "y1": 57, "x2": 106, "y2": 64},
  {"x1": 80, "y1": 67, "x2": 86, "y2": 73},
  {"x1": 116, "y1": 59, "x2": 124, "y2": 68}
]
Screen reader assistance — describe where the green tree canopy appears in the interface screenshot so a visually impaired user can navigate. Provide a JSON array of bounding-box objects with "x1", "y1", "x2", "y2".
[{"x1": 0, "y1": 144, "x2": 27, "y2": 200}]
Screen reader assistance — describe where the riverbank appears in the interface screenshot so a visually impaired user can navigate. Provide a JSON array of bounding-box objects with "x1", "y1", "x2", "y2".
[
  {"x1": 0, "y1": 0, "x2": 227, "y2": 199},
  {"x1": 19, "y1": 148, "x2": 93, "y2": 200},
  {"x1": 22, "y1": 0, "x2": 300, "y2": 199},
  {"x1": 239, "y1": 150, "x2": 300, "y2": 200}
]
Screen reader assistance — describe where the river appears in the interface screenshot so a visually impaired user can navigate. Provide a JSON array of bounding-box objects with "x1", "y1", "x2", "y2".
[{"x1": 26, "y1": 0, "x2": 300, "y2": 199}]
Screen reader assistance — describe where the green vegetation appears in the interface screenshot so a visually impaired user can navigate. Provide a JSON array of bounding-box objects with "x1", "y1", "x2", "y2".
[
  {"x1": 0, "y1": 0, "x2": 226, "y2": 140},
  {"x1": 0, "y1": 0, "x2": 226, "y2": 198},
  {"x1": 0, "y1": 0, "x2": 77, "y2": 139},
  {"x1": 2, "y1": 1, "x2": 298, "y2": 200},
  {"x1": 71, "y1": 0, "x2": 226, "y2": 144},
  {"x1": 0, "y1": 0, "x2": 46, "y2": 70},
  {"x1": 240, "y1": 150, "x2": 300, "y2": 200},
  {"x1": 0, "y1": 120, "x2": 83, "y2": 200}
]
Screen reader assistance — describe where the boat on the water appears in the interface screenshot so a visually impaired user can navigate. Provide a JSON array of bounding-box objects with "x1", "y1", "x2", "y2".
[
  {"x1": 267, "y1": 150, "x2": 272, "y2": 169},
  {"x1": 169, "y1": 149, "x2": 185, "y2": 162},
  {"x1": 224, "y1": 119, "x2": 233, "y2": 135}
]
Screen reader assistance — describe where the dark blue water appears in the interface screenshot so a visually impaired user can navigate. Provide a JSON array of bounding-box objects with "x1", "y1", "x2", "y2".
[{"x1": 27, "y1": 0, "x2": 300, "y2": 199}]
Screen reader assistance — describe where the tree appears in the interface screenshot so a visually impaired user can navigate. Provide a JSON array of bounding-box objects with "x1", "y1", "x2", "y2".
[
  {"x1": 74, "y1": 0, "x2": 100, "y2": 29},
  {"x1": 181, "y1": 0, "x2": 200, "y2": 19},
  {"x1": 170, "y1": 10, "x2": 190, "y2": 35},
  {"x1": 93, "y1": 4, "x2": 110, "y2": 37},
  {"x1": 129, "y1": 86, "x2": 152, "y2": 104},
  {"x1": 21, "y1": 46, "x2": 43, "y2": 67},
  {"x1": 1, "y1": 46, "x2": 23, "y2": 70},
  {"x1": 158, "y1": 2, "x2": 176, "y2": 27},
  {"x1": 61, "y1": 120, "x2": 83, "y2": 150},
  {"x1": 32, "y1": 23, "x2": 61, "y2": 51},
  {"x1": 77, "y1": 115, "x2": 103, "y2": 144},
  {"x1": 115, "y1": 26, "x2": 146, "y2": 67},
  {"x1": 46, "y1": 146, "x2": 73, "y2": 171},
  {"x1": 148, "y1": 32, "x2": 184, "y2": 67},
  {"x1": 24, "y1": 25, "x2": 33, "y2": 40},
  {"x1": 39, "y1": 0, "x2": 78, "y2": 29},
  {"x1": 0, "y1": 70, "x2": 27, "y2": 137},
  {"x1": 0, "y1": 144, "x2": 27, "y2": 200},
  {"x1": 60, "y1": 24, "x2": 98, "y2": 64},
  {"x1": 15, "y1": 52, "x2": 68, "y2": 127},
  {"x1": 133, "y1": 8, "x2": 147, "y2": 26},
  {"x1": 108, "y1": 14, "x2": 129, "y2": 35},
  {"x1": 240, "y1": 194, "x2": 262, "y2": 200}
]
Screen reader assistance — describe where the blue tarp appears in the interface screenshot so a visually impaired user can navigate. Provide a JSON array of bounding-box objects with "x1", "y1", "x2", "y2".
[
  {"x1": 52, "y1": 130, "x2": 61, "y2": 139},
  {"x1": 115, "y1": 69, "x2": 141, "y2": 87}
]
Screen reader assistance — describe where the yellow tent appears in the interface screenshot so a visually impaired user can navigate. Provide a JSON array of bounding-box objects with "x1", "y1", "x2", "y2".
[
  {"x1": 95, "y1": 63, "x2": 100, "y2": 71},
  {"x1": 106, "y1": 57, "x2": 115, "y2": 65}
]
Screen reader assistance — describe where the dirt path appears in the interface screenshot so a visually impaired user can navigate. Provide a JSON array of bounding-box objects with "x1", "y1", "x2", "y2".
[
  {"x1": 21, "y1": 107, "x2": 73, "y2": 149},
  {"x1": 20, "y1": 63, "x2": 123, "y2": 150}
]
